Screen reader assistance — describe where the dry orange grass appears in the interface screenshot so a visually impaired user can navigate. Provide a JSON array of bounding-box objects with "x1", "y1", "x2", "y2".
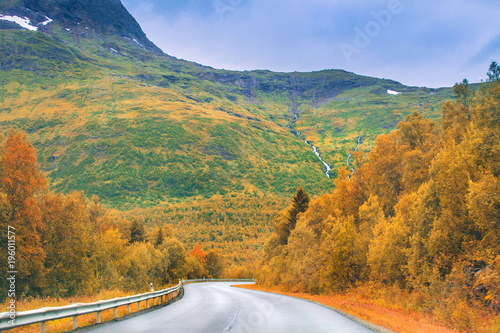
[
  {"x1": 2, "y1": 289, "x2": 170, "y2": 333},
  {"x1": 237, "y1": 284, "x2": 473, "y2": 333}
]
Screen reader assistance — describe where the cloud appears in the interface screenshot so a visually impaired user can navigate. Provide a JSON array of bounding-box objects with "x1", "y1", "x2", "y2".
[
  {"x1": 122, "y1": 0, "x2": 500, "y2": 87},
  {"x1": 471, "y1": 34, "x2": 500, "y2": 63}
]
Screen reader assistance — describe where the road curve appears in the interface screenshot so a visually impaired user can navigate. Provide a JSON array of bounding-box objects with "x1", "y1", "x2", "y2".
[{"x1": 85, "y1": 282, "x2": 375, "y2": 333}]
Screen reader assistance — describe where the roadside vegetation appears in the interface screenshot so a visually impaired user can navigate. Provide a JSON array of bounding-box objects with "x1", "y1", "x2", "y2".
[{"x1": 257, "y1": 63, "x2": 500, "y2": 332}]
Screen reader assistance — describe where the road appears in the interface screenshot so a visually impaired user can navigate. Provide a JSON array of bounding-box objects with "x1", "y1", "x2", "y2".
[{"x1": 85, "y1": 282, "x2": 375, "y2": 333}]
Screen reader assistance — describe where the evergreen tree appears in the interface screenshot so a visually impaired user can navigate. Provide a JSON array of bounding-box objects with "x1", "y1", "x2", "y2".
[
  {"x1": 130, "y1": 219, "x2": 145, "y2": 243},
  {"x1": 281, "y1": 187, "x2": 310, "y2": 244},
  {"x1": 155, "y1": 227, "x2": 164, "y2": 247}
]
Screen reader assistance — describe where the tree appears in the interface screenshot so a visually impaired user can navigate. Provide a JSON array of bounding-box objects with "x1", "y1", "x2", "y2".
[
  {"x1": 130, "y1": 218, "x2": 146, "y2": 243},
  {"x1": 282, "y1": 187, "x2": 310, "y2": 244},
  {"x1": 91, "y1": 229, "x2": 130, "y2": 291},
  {"x1": 1, "y1": 130, "x2": 48, "y2": 295},
  {"x1": 321, "y1": 216, "x2": 365, "y2": 291},
  {"x1": 286, "y1": 218, "x2": 321, "y2": 293},
  {"x1": 487, "y1": 61, "x2": 500, "y2": 82},
  {"x1": 287, "y1": 186, "x2": 311, "y2": 228},
  {"x1": 472, "y1": 74, "x2": 500, "y2": 176},
  {"x1": 453, "y1": 78, "x2": 474, "y2": 111},
  {"x1": 155, "y1": 227, "x2": 164, "y2": 247},
  {"x1": 359, "y1": 130, "x2": 402, "y2": 215},
  {"x1": 368, "y1": 195, "x2": 411, "y2": 286},
  {"x1": 205, "y1": 250, "x2": 225, "y2": 279},
  {"x1": 398, "y1": 111, "x2": 437, "y2": 151},
  {"x1": 160, "y1": 237, "x2": 189, "y2": 283},
  {"x1": 190, "y1": 244, "x2": 206, "y2": 263},
  {"x1": 467, "y1": 173, "x2": 500, "y2": 254},
  {"x1": 40, "y1": 192, "x2": 92, "y2": 296},
  {"x1": 398, "y1": 112, "x2": 440, "y2": 193}
]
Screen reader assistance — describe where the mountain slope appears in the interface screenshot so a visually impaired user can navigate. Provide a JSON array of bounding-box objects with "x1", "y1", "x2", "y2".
[
  {"x1": 0, "y1": 0, "x2": 453, "y2": 208},
  {"x1": 1, "y1": 0, "x2": 161, "y2": 51}
]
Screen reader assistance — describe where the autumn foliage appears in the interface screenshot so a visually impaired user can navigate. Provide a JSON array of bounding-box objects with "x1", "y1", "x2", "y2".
[
  {"x1": 258, "y1": 64, "x2": 500, "y2": 330},
  {"x1": 0, "y1": 131, "x2": 224, "y2": 299}
]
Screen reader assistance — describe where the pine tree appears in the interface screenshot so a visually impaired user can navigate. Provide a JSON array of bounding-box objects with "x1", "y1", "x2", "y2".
[
  {"x1": 130, "y1": 219, "x2": 145, "y2": 243},
  {"x1": 281, "y1": 187, "x2": 310, "y2": 244},
  {"x1": 155, "y1": 227, "x2": 164, "y2": 247}
]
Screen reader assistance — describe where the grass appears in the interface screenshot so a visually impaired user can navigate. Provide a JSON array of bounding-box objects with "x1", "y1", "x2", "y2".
[
  {"x1": 2, "y1": 287, "x2": 177, "y2": 333},
  {"x1": 238, "y1": 284, "x2": 500, "y2": 333}
]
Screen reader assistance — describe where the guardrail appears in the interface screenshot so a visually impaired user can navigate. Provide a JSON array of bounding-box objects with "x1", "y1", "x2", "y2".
[{"x1": 0, "y1": 278, "x2": 254, "y2": 332}]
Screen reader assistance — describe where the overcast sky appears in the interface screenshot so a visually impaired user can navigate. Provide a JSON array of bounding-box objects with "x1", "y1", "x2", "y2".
[{"x1": 121, "y1": 0, "x2": 500, "y2": 88}]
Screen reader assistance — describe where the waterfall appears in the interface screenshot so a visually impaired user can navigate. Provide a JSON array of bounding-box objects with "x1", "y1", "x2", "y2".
[
  {"x1": 347, "y1": 136, "x2": 362, "y2": 179},
  {"x1": 304, "y1": 140, "x2": 332, "y2": 178},
  {"x1": 287, "y1": 106, "x2": 332, "y2": 178}
]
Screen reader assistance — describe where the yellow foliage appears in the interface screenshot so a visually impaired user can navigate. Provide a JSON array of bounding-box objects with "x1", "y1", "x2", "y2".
[{"x1": 258, "y1": 73, "x2": 500, "y2": 331}]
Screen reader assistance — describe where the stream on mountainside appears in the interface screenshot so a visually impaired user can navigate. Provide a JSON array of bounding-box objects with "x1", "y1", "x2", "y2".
[
  {"x1": 287, "y1": 107, "x2": 332, "y2": 179},
  {"x1": 347, "y1": 136, "x2": 362, "y2": 177},
  {"x1": 286, "y1": 108, "x2": 362, "y2": 180}
]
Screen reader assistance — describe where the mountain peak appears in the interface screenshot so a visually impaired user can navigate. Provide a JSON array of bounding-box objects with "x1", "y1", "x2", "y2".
[{"x1": 0, "y1": 0, "x2": 161, "y2": 53}]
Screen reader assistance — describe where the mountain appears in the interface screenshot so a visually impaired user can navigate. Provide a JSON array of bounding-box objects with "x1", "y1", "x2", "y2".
[
  {"x1": 0, "y1": 0, "x2": 454, "y2": 209},
  {"x1": 1, "y1": 0, "x2": 160, "y2": 51}
]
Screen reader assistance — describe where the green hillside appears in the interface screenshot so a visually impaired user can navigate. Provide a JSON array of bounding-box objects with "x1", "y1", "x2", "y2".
[{"x1": 0, "y1": 2, "x2": 454, "y2": 210}]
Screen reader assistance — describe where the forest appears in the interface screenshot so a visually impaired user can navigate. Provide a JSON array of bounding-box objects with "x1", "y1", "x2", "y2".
[
  {"x1": 258, "y1": 63, "x2": 500, "y2": 319},
  {"x1": 0, "y1": 131, "x2": 230, "y2": 299}
]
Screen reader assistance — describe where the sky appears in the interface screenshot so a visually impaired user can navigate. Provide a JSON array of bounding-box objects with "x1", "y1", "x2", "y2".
[{"x1": 121, "y1": 0, "x2": 500, "y2": 88}]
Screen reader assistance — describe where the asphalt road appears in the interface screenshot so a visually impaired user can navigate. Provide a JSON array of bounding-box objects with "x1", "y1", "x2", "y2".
[{"x1": 85, "y1": 282, "x2": 375, "y2": 333}]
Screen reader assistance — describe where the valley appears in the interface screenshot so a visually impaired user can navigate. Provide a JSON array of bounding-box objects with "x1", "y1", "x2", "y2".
[{"x1": 0, "y1": 5, "x2": 454, "y2": 267}]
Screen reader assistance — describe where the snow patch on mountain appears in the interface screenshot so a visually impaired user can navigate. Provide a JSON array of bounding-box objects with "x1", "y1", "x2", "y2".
[
  {"x1": 40, "y1": 16, "x2": 53, "y2": 26},
  {"x1": 0, "y1": 14, "x2": 53, "y2": 31},
  {"x1": 0, "y1": 14, "x2": 38, "y2": 30}
]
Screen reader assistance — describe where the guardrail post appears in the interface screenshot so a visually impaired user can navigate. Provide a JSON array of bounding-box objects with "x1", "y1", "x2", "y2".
[
  {"x1": 72, "y1": 316, "x2": 78, "y2": 329},
  {"x1": 113, "y1": 308, "x2": 118, "y2": 319},
  {"x1": 96, "y1": 311, "x2": 101, "y2": 323},
  {"x1": 146, "y1": 299, "x2": 150, "y2": 308},
  {"x1": 153, "y1": 297, "x2": 157, "y2": 306},
  {"x1": 40, "y1": 322, "x2": 46, "y2": 333},
  {"x1": 127, "y1": 304, "x2": 131, "y2": 314},
  {"x1": 137, "y1": 301, "x2": 141, "y2": 310}
]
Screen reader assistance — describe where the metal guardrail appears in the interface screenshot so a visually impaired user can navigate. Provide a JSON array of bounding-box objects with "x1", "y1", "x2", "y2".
[{"x1": 0, "y1": 278, "x2": 254, "y2": 332}]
